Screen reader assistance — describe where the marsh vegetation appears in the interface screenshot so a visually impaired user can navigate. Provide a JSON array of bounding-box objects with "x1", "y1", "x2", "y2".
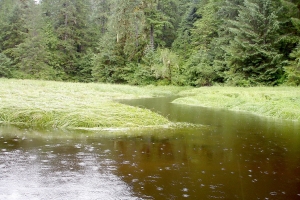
[
  {"x1": 0, "y1": 79, "x2": 299, "y2": 130},
  {"x1": 174, "y1": 87, "x2": 300, "y2": 121},
  {"x1": 0, "y1": 79, "x2": 183, "y2": 129}
]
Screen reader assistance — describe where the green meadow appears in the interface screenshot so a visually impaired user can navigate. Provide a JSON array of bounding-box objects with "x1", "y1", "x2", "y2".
[{"x1": 0, "y1": 79, "x2": 299, "y2": 130}]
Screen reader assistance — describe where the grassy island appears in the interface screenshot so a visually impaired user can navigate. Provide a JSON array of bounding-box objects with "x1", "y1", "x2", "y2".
[{"x1": 0, "y1": 79, "x2": 183, "y2": 129}]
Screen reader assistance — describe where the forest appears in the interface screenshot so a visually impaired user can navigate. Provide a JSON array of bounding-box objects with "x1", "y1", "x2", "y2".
[{"x1": 1, "y1": 0, "x2": 300, "y2": 86}]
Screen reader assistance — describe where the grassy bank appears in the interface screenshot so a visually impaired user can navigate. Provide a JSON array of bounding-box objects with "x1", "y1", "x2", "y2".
[
  {"x1": 1, "y1": 79, "x2": 299, "y2": 129},
  {"x1": 0, "y1": 79, "x2": 184, "y2": 129},
  {"x1": 173, "y1": 87, "x2": 300, "y2": 121}
]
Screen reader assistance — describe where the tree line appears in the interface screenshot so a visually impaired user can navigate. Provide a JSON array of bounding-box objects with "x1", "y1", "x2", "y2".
[{"x1": 1, "y1": 0, "x2": 300, "y2": 86}]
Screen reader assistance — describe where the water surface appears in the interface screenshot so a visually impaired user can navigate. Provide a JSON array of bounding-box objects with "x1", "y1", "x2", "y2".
[{"x1": 1, "y1": 97, "x2": 300, "y2": 199}]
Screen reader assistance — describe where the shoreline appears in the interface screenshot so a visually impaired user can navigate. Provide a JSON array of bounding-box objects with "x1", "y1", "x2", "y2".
[
  {"x1": 173, "y1": 87, "x2": 300, "y2": 121},
  {"x1": 0, "y1": 79, "x2": 299, "y2": 129}
]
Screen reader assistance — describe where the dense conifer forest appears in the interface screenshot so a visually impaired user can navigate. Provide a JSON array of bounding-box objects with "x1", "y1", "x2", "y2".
[{"x1": 1, "y1": 0, "x2": 300, "y2": 86}]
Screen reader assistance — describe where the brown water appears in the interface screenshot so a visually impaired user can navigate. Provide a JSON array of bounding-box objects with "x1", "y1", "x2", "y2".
[{"x1": 1, "y1": 97, "x2": 300, "y2": 199}]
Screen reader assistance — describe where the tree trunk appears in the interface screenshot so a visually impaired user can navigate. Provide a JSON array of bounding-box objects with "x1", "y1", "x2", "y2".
[{"x1": 150, "y1": 24, "x2": 154, "y2": 49}]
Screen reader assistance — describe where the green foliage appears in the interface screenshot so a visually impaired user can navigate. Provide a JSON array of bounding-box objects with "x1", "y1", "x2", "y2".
[
  {"x1": 129, "y1": 46, "x2": 156, "y2": 85},
  {"x1": 285, "y1": 44, "x2": 300, "y2": 85},
  {"x1": 172, "y1": 3, "x2": 201, "y2": 59},
  {"x1": 1, "y1": 0, "x2": 300, "y2": 86},
  {"x1": 174, "y1": 0, "x2": 224, "y2": 86},
  {"x1": 139, "y1": 47, "x2": 184, "y2": 85},
  {"x1": 192, "y1": 0, "x2": 222, "y2": 50},
  {"x1": 12, "y1": 2, "x2": 56, "y2": 80},
  {"x1": 92, "y1": 33, "x2": 127, "y2": 83},
  {"x1": 184, "y1": 49, "x2": 222, "y2": 86},
  {"x1": 0, "y1": 53, "x2": 12, "y2": 78},
  {"x1": 0, "y1": 0, "x2": 27, "y2": 59},
  {"x1": 225, "y1": 0, "x2": 284, "y2": 86}
]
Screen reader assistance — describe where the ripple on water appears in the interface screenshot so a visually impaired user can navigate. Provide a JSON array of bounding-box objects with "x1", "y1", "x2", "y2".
[
  {"x1": 270, "y1": 192, "x2": 277, "y2": 196},
  {"x1": 0, "y1": 148, "x2": 137, "y2": 200},
  {"x1": 156, "y1": 187, "x2": 163, "y2": 191}
]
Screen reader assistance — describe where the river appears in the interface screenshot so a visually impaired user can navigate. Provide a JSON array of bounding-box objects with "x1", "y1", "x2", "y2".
[{"x1": 0, "y1": 97, "x2": 300, "y2": 199}]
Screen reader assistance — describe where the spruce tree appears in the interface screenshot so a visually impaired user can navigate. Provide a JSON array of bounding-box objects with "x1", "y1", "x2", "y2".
[
  {"x1": 172, "y1": 1, "x2": 200, "y2": 59},
  {"x1": 41, "y1": 0, "x2": 93, "y2": 81},
  {"x1": 92, "y1": 0, "x2": 146, "y2": 83},
  {"x1": 175, "y1": 0, "x2": 222, "y2": 86},
  {"x1": 0, "y1": 0, "x2": 28, "y2": 60},
  {"x1": 280, "y1": 0, "x2": 300, "y2": 85},
  {"x1": 225, "y1": 0, "x2": 284, "y2": 85},
  {"x1": 12, "y1": 1, "x2": 58, "y2": 79}
]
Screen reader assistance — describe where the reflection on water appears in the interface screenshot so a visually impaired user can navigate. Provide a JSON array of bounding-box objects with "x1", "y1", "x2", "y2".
[{"x1": 0, "y1": 97, "x2": 300, "y2": 199}]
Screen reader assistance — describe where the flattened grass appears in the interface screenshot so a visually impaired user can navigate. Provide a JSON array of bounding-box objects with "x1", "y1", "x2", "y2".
[
  {"x1": 1, "y1": 78, "x2": 298, "y2": 130},
  {"x1": 0, "y1": 79, "x2": 177, "y2": 129},
  {"x1": 173, "y1": 87, "x2": 300, "y2": 121}
]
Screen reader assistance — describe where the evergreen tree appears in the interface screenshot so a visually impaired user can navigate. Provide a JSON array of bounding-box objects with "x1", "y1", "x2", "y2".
[
  {"x1": 172, "y1": 1, "x2": 201, "y2": 59},
  {"x1": 211, "y1": 0, "x2": 244, "y2": 83},
  {"x1": 153, "y1": 0, "x2": 183, "y2": 48},
  {"x1": 187, "y1": 0, "x2": 223, "y2": 86},
  {"x1": 225, "y1": 0, "x2": 284, "y2": 85},
  {"x1": 0, "y1": 0, "x2": 28, "y2": 60},
  {"x1": 142, "y1": 0, "x2": 169, "y2": 49},
  {"x1": 286, "y1": 44, "x2": 300, "y2": 85},
  {"x1": 0, "y1": 53, "x2": 12, "y2": 78},
  {"x1": 12, "y1": 1, "x2": 58, "y2": 79},
  {"x1": 92, "y1": 0, "x2": 146, "y2": 83},
  {"x1": 280, "y1": 0, "x2": 300, "y2": 85},
  {"x1": 41, "y1": 0, "x2": 93, "y2": 81}
]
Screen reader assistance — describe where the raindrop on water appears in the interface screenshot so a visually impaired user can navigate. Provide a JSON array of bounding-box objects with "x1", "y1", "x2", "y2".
[
  {"x1": 157, "y1": 187, "x2": 163, "y2": 191},
  {"x1": 270, "y1": 192, "x2": 277, "y2": 196},
  {"x1": 252, "y1": 179, "x2": 258, "y2": 183},
  {"x1": 132, "y1": 179, "x2": 139, "y2": 183}
]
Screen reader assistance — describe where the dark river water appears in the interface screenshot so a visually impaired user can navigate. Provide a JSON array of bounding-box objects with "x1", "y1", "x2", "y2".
[{"x1": 1, "y1": 97, "x2": 300, "y2": 199}]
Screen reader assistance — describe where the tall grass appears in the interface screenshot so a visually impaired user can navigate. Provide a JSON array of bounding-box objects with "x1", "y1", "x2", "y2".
[
  {"x1": 0, "y1": 79, "x2": 179, "y2": 129},
  {"x1": 173, "y1": 87, "x2": 300, "y2": 121},
  {"x1": 1, "y1": 79, "x2": 298, "y2": 129}
]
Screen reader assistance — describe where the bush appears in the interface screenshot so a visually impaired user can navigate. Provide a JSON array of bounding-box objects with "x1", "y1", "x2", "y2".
[{"x1": 0, "y1": 53, "x2": 12, "y2": 78}]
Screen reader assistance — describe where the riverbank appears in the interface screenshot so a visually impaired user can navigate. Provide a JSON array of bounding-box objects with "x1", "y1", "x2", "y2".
[
  {"x1": 1, "y1": 79, "x2": 299, "y2": 129},
  {"x1": 0, "y1": 79, "x2": 185, "y2": 129},
  {"x1": 173, "y1": 87, "x2": 300, "y2": 121}
]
